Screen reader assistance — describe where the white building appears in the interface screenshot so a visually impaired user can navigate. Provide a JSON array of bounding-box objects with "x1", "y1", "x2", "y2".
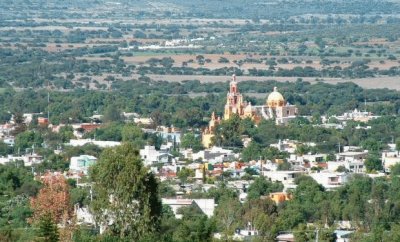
[
  {"x1": 337, "y1": 151, "x2": 368, "y2": 162},
  {"x1": 0, "y1": 153, "x2": 43, "y2": 166},
  {"x1": 192, "y1": 146, "x2": 237, "y2": 163},
  {"x1": 68, "y1": 139, "x2": 121, "y2": 148},
  {"x1": 70, "y1": 155, "x2": 97, "y2": 175},
  {"x1": 162, "y1": 198, "x2": 215, "y2": 219},
  {"x1": 75, "y1": 206, "x2": 95, "y2": 225},
  {"x1": 140, "y1": 145, "x2": 171, "y2": 166},
  {"x1": 309, "y1": 172, "x2": 348, "y2": 190},
  {"x1": 382, "y1": 151, "x2": 400, "y2": 172},
  {"x1": 261, "y1": 171, "x2": 305, "y2": 190},
  {"x1": 2, "y1": 137, "x2": 14, "y2": 147},
  {"x1": 327, "y1": 161, "x2": 365, "y2": 173}
]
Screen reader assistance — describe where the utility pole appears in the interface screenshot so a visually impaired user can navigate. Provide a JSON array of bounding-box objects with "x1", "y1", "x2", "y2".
[
  {"x1": 364, "y1": 98, "x2": 367, "y2": 112},
  {"x1": 47, "y1": 81, "x2": 50, "y2": 122},
  {"x1": 315, "y1": 228, "x2": 319, "y2": 242}
]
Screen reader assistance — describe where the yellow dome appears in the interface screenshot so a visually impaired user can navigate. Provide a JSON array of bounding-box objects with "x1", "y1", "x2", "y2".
[{"x1": 267, "y1": 87, "x2": 285, "y2": 107}]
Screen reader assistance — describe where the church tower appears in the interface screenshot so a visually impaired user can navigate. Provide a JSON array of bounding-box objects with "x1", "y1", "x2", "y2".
[{"x1": 224, "y1": 74, "x2": 245, "y2": 120}]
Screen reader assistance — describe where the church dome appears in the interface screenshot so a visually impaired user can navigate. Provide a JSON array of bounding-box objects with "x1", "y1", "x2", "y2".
[{"x1": 267, "y1": 87, "x2": 285, "y2": 108}]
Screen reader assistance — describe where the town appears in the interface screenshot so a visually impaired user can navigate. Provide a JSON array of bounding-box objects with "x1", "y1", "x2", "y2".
[
  {"x1": 3, "y1": 0, "x2": 400, "y2": 241},
  {"x1": 1, "y1": 76, "x2": 400, "y2": 241}
]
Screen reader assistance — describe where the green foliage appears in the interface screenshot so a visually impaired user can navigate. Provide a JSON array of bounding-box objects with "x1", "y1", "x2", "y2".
[
  {"x1": 247, "y1": 176, "x2": 284, "y2": 200},
  {"x1": 180, "y1": 133, "x2": 203, "y2": 152},
  {"x1": 102, "y1": 104, "x2": 122, "y2": 123},
  {"x1": 206, "y1": 183, "x2": 238, "y2": 204},
  {"x1": 390, "y1": 163, "x2": 400, "y2": 176},
  {"x1": 14, "y1": 130, "x2": 43, "y2": 152},
  {"x1": 213, "y1": 114, "x2": 244, "y2": 147},
  {"x1": 177, "y1": 168, "x2": 194, "y2": 184},
  {"x1": 241, "y1": 142, "x2": 261, "y2": 162},
  {"x1": 90, "y1": 143, "x2": 162, "y2": 239},
  {"x1": 0, "y1": 140, "x2": 11, "y2": 156},
  {"x1": 277, "y1": 161, "x2": 292, "y2": 171},
  {"x1": 121, "y1": 123, "x2": 145, "y2": 148},
  {"x1": 36, "y1": 213, "x2": 59, "y2": 242},
  {"x1": 70, "y1": 187, "x2": 90, "y2": 207},
  {"x1": 365, "y1": 154, "x2": 383, "y2": 172},
  {"x1": 214, "y1": 195, "x2": 242, "y2": 238},
  {"x1": 242, "y1": 198, "x2": 279, "y2": 240},
  {"x1": 158, "y1": 182, "x2": 176, "y2": 198},
  {"x1": 85, "y1": 122, "x2": 123, "y2": 141},
  {"x1": 58, "y1": 125, "x2": 74, "y2": 143}
]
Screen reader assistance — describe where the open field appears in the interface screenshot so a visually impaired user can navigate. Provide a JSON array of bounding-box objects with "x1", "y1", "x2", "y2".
[{"x1": 131, "y1": 74, "x2": 400, "y2": 90}]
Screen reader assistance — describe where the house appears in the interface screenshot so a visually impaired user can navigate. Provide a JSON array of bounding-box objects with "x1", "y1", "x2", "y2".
[
  {"x1": 23, "y1": 153, "x2": 43, "y2": 166},
  {"x1": 70, "y1": 155, "x2": 97, "y2": 175},
  {"x1": 192, "y1": 146, "x2": 237, "y2": 163},
  {"x1": 334, "y1": 230, "x2": 354, "y2": 242},
  {"x1": 38, "y1": 117, "x2": 49, "y2": 126},
  {"x1": 382, "y1": 151, "x2": 400, "y2": 172},
  {"x1": 0, "y1": 153, "x2": 44, "y2": 166},
  {"x1": 2, "y1": 137, "x2": 14, "y2": 147},
  {"x1": 140, "y1": 145, "x2": 171, "y2": 166},
  {"x1": 337, "y1": 151, "x2": 368, "y2": 162},
  {"x1": 156, "y1": 126, "x2": 182, "y2": 144},
  {"x1": 267, "y1": 192, "x2": 292, "y2": 204},
  {"x1": 75, "y1": 205, "x2": 95, "y2": 225},
  {"x1": 276, "y1": 233, "x2": 295, "y2": 242},
  {"x1": 68, "y1": 139, "x2": 121, "y2": 148},
  {"x1": 162, "y1": 198, "x2": 215, "y2": 219},
  {"x1": 134, "y1": 117, "x2": 153, "y2": 125},
  {"x1": 309, "y1": 172, "x2": 348, "y2": 190},
  {"x1": 327, "y1": 160, "x2": 365, "y2": 173},
  {"x1": 71, "y1": 123, "x2": 101, "y2": 138},
  {"x1": 262, "y1": 171, "x2": 305, "y2": 188}
]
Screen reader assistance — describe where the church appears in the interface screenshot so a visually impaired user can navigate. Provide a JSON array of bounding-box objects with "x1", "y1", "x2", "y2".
[{"x1": 202, "y1": 75, "x2": 298, "y2": 148}]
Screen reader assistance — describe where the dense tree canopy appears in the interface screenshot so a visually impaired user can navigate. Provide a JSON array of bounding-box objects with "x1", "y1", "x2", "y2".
[{"x1": 90, "y1": 143, "x2": 162, "y2": 239}]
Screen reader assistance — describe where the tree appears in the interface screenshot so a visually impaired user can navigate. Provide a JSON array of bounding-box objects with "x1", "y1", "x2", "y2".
[
  {"x1": 121, "y1": 123, "x2": 145, "y2": 147},
  {"x1": 242, "y1": 199, "x2": 278, "y2": 240},
  {"x1": 214, "y1": 196, "x2": 242, "y2": 239},
  {"x1": 177, "y1": 168, "x2": 194, "y2": 184},
  {"x1": 11, "y1": 112, "x2": 27, "y2": 136},
  {"x1": 365, "y1": 154, "x2": 383, "y2": 172},
  {"x1": 58, "y1": 125, "x2": 74, "y2": 143},
  {"x1": 180, "y1": 133, "x2": 203, "y2": 152},
  {"x1": 391, "y1": 163, "x2": 400, "y2": 176},
  {"x1": 241, "y1": 142, "x2": 261, "y2": 162},
  {"x1": 30, "y1": 173, "x2": 71, "y2": 226},
  {"x1": 90, "y1": 143, "x2": 162, "y2": 239},
  {"x1": 295, "y1": 144, "x2": 311, "y2": 156},
  {"x1": 15, "y1": 130, "x2": 43, "y2": 153},
  {"x1": 172, "y1": 204, "x2": 214, "y2": 242},
  {"x1": 247, "y1": 176, "x2": 283, "y2": 200},
  {"x1": 0, "y1": 140, "x2": 10, "y2": 156},
  {"x1": 213, "y1": 114, "x2": 243, "y2": 147},
  {"x1": 102, "y1": 104, "x2": 122, "y2": 123},
  {"x1": 36, "y1": 213, "x2": 59, "y2": 242}
]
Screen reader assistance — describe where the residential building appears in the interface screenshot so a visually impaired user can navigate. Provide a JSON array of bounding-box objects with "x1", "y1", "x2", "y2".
[
  {"x1": 70, "y1": 155, "x2": 97, "y2": 175},
  {"x1": 309, "y1": 172, "x2": 349, "y2": 190},
  {"x1": 267, "y1": 192, "x2": 293, "y2": 204},
  {"x1": 162, "y1": 198, "x2": 215, "y2": 219},
  {"x1": 68, "y1": 139, "x2": 121, "y2": 148},
  {"x1": 140, "y1": 145, "x2": 171, "y2": 166},
  {"x1": 382, "y1": 151, "x2": 400, "y2": 172},
  {"x1": 262, "y1": 171, "x2": 305, "y2": 189}
]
